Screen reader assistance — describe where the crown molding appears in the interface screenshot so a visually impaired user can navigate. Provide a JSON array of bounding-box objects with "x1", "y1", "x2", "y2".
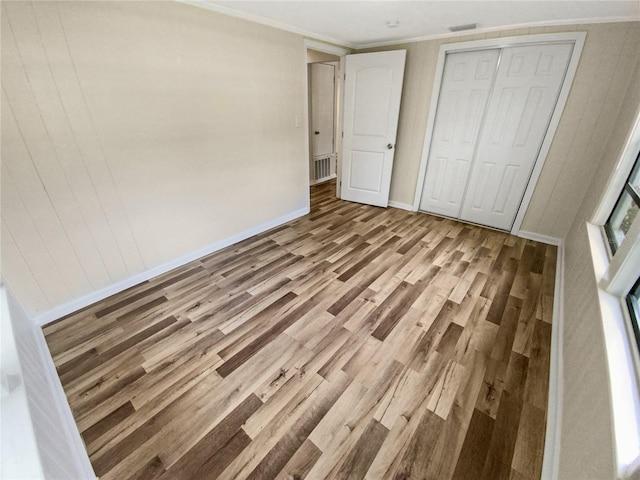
[
  {"x1": 177, "y1": 2, "x2": 638, "y2": 51},
  {"x1": 177, "y1": 0, "x2": 356, "y2": 49},
  {"x1": 355, "y1": 16, "x2": 640, "y2": 49}
]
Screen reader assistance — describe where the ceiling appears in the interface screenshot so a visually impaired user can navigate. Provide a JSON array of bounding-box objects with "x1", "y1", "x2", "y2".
[{"x1": 183, "y1": 1, "x2": 639, "y2": 48}]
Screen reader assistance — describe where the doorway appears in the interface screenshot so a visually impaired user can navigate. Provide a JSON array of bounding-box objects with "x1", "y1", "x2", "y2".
[
  {"x1": 304, "y1": 41, "x2": 350, "y2": 200},
  {"x1": 307, "y1": 51, "x2": 339, "y2": 185}
]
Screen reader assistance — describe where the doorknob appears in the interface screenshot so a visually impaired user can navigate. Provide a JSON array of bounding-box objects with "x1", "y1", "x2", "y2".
[
  {"x1": 315, "y1": 131, "x2": 320, "y2": 135},
  {"x1": 387, "y1": 143, "x2": 394, "y2": 149}
]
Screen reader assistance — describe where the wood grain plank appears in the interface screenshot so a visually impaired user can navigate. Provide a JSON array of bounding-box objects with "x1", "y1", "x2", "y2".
[
  {"x1": 244, "y1": 374, "x2": 350, "y2": 480},
  {"x1": 480, "y1": 391, "x2": 523, "y2": 480},
  {"x1": 327, "y1": 418, "x2": 389, "y2": 480},
  {"x1": 160, "y1": 393, "x2": 262, "y2": 479},
  {"x1": 511, "y1": 402, "x2": 546, "y2": 479},
  {"x1": 452, "y1": 409, "x2": 495, "y2": 480},
  {"x1": 273, "y1": 439, "x2": 322, "y2": 480},
  {"x1": 45, "y1": 180, "x2": 554, "y2": 480}
]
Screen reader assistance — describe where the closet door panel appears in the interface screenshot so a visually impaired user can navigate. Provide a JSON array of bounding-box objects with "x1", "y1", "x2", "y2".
[
  {"x1": 460, "y1": 43, "x2": 573, "y2": 230},
  {"x1": 419, "y1": 49, "x2": 500, "y2": 217}
]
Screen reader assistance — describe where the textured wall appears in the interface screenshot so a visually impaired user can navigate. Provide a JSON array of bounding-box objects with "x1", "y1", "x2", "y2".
[
  {"x1": 1, "y1": 1, "x2": 309, "y2": 315},
  {"x1": 1, "y1": 287, "x2": 94, "y2": 478},
  {"x1": 559, "y1": 60, "x2": 640, "y2": 479},
  {"x1": 359, "y1": 22, "x2": 640, "y2": 239}
]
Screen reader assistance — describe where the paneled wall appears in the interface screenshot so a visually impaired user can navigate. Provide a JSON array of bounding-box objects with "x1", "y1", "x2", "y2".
[
  {"x1": 559, "y1": 61, "x2": 640, "y2": 479},
  {"x1": 1, "y1": 1, "x2": 309, "y2": 316},
  {"x1": 1, "y1": 287, "x2": 94, "y2": 478},
  {"x1": 359, "y1": 22, "x2": 640, "y2": 239}
]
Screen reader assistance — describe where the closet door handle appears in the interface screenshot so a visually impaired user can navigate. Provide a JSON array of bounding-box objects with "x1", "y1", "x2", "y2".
[{"x1": 387, "y1": 143, "x2": 394, "y2": 149}]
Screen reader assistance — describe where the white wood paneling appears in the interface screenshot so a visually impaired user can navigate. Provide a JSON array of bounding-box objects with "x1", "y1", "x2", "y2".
[
  {"x1": 1, "y1": 220, "x2": 51, "y2": 312},
  {"x1": 528, "y1": 22, "x2": 640, "y2": 238},
  {"x1": 1, "y1": 287, "x2": 95, "y2": 479},
  {"x1": 0, "y1": 162, "x2": 70, "y2": 306},
  {"x1": 558, "y1": 44, "x2": 640, "y2": 480},
  {"x1": 361, "y1": 22, "x2": 640, "y2": 240},
  {"x1": 1, "y1": 1, "x2": 309, "y2": 316}
]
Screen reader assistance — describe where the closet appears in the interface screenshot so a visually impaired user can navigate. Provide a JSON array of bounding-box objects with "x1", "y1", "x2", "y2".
[{"x1": 418, "y1": 36, "x2": 582, "y2": 231}]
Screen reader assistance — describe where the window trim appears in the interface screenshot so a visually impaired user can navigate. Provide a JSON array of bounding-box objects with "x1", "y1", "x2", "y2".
[
  {"x1": 593, "y1": 111, "x2": 640, "y2": 225},
  {"x1": 604, "y1": 150, "x2": 640, "y2": 254}
]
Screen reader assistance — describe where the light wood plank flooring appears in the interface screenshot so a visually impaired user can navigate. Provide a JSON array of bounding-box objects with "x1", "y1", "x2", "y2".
[{"x1": 45, "y1": 180, "x2": 555, "y2": 480}]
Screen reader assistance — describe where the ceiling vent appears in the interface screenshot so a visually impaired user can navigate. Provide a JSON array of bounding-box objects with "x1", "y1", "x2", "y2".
[{"x1": 448, "y1": 23, "x2": 478, "y2": 32}]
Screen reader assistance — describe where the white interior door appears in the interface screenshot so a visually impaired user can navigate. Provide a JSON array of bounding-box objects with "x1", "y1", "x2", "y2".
[
  {"x1": 310, "y1": 63, "x2": 335, "y2": 157},
  {"x1": 341, "y1": 50, "x2": 406, "y2": 207},
  {"x1": 460, "y1": 43, "x2": 573, "y2": 230},
  {"x1": 419, "y1": 49, "x2": 500, "y2": 217}
]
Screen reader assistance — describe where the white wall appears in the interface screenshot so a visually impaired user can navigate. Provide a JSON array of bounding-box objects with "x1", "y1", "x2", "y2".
[
  {"x1": 359, "y1": 22, "x2": 640, "y2": 238},
  {"x1": 559, "y1": 58, "x2": 640, "y2": 480},
  {"x1": 1, "y1": 1, "x2": 309, "y2": 316},
  {"x1": 1, "y1": 286, "x2": 95, "y2": 479}
]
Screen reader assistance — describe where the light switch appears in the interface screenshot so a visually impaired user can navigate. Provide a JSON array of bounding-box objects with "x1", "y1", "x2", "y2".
[{"x1": 295, "y1": 115, "x2": 302, "y2": 128}]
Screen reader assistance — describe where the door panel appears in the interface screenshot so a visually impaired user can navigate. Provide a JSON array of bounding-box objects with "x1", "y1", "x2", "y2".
[
  {"x1": 353, "y1": 67, "x2": 393, "y2": 136},
  {"x1": 341, "y1": 50, "x2": 406, "y2": 207},
  {"x1": 310, "y1": 63, "x2": 335, "y2": 157},
  {"x1": 419, "y1": 49, "x2": 500, "y2": 217},
  {"x1": 460, "y1": 43, "x2": 573, "y2": 230},
  {"x1": 350, "y1": 151, "x2": 384, "y2": 191}
]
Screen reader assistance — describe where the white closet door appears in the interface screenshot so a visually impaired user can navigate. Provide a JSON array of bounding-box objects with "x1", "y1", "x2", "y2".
[
  {"x1": 460, "y1": 43, "x2": 573, "y2": 230},
  {"x1": 419, "y1": 49, "x2": 500, "y2": 217}
]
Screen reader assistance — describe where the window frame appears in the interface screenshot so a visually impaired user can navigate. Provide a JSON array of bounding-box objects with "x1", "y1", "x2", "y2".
[
  {"x1": 604, "y1": 150, "x2": 640, "y2": 255},
  {"x1": 595, "y1": 110, "x2": 640, "y2": 300}
]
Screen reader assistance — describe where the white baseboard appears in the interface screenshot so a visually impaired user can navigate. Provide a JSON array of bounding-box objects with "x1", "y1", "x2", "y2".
[
  {"x1": 541, "y1": 239, "x2": 565, "y2": 480},
  {"x1": 516, "y1": 229, "x2": 562, "y2": 246},
  {"x1": 34, "y1": 207, "x2": 310, "y2": 326},
  {"x1": 310, "y1": 174, "x2": 337, "y2": 186},
  {"x1": 388, "y1": 200, "x2": 414, "y2": 211}
]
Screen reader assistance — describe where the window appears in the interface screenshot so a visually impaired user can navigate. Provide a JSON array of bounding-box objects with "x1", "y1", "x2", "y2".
[
  {"x1": 601, "y1": 149, "x2": 640, "y2": 346},
  {"x1": 605, "y1": 151, "x2": 640, "y2": 253}
]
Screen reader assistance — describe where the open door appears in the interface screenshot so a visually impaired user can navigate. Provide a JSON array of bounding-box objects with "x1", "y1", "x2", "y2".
[
  {"x1": 341, "y1": 50, "x2": 406, "y2": 207},
  {"x1": 309, "y1": 62, "x2": 336, "y2": 183}
]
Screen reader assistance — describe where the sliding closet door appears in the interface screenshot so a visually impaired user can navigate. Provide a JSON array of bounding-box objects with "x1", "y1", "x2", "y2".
[
  {"x1": 459, "y1": 43, "x2": 573, "y2": 230},
  {"x1": 419, "y1": 49, "x2": 500, "y2": 217}
]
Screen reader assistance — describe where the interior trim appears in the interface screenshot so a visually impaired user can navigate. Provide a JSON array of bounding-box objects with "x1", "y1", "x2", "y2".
[
  {"x1": 360, "y1": 17, "x2": 636, "y2": 49},
  {"x1": 33, "y1": 206, "x2": 310, "y2": 326},
  {"x1": 177, "y1": 0, "x2": 356, "y2": 48},
  {"x1": 411, "y1": 32, "x2": 587, "y2": 238},
  {"x1": 541, "y1": 239, "x2": 565, "y2": 480},
  {"x1": 517, "y1": 230, "x2": 563, "y2": 247}
]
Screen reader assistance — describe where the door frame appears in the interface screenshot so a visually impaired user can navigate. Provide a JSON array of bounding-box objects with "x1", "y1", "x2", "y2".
[
  {"x1": 308, "y1": 62, "x2": 337, "y2": 184},
  {"x1": 412, "y1": 32, "x2": 586, "y2": 235},
  {"x1": 304, "y1": 40, "x2": 351, "y2": 197}
]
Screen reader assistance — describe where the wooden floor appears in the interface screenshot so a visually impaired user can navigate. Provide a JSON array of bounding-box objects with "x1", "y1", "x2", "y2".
[{"x1": 45, "y1": 179, "x2": 556, "y2": 480}]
